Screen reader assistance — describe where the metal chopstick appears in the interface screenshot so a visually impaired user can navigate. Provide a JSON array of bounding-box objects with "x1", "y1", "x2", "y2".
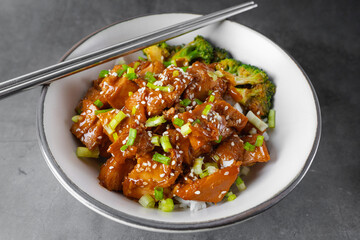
[{"x1": 0, "y1": 1, "x2": 257, "y2": 99}]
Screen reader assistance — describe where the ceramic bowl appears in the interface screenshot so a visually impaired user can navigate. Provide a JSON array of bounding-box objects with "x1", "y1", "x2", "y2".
[{"x1": 37, "y1": 13, "x2": 321, "y2": 232}]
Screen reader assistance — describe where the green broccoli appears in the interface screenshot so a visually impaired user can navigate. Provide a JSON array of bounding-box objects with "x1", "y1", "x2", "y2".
[
  {"x1": 236, "y1": 78, "x2": 275, "y2": 118},
  {"x1": 143, "y1": 42, "x2": 179, "y2": 63},
  {"x1": 215, "y1": 58, "x2": 241, "y2": 74},
  {"x1": 235, "y1": 64, "x2": 268, "y2": 85},
  {"x1": 212, "y1": 47, "x2": 232, "y2": 62},
  {"x1": 170, "y1": 35, "x2": 214, "y2": 67}
]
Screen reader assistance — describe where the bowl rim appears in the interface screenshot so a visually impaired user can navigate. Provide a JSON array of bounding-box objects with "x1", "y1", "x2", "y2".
[{"x1": 36, "y1": 13, "x2": 322, "y2": 232}]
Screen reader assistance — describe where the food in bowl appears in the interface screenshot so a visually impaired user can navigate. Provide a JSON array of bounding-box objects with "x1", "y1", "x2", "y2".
[{"x1": 70, "y1": 35, "x2": 276, "y2": 212}]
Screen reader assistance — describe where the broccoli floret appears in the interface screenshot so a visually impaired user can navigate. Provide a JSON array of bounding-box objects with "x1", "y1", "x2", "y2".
[
  {"x1": 236, "y1": 79, "x2": 275, "y2": 118},
  {"x1": 235, "y1": 64, "x2": 268, "y2": 85},
  {"x1": 215, "y1": 58, "x2": 241, "y2": 74},
  {"x1": 142, "y1": 42, "x2": 172, "y2": 63},
  {"x1": 213, "y1": 47, "x2": 232, "y2": 62},
  {"x1": 170, "y1": 35, "x2": 214, "y2": 67}
]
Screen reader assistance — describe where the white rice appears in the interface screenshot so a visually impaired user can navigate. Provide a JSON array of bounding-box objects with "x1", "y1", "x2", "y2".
[{"x1": 174, "y1": 196, "x2": 207, "y2": 212}]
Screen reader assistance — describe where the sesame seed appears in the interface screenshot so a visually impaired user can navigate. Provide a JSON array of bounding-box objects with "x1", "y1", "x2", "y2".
[
  {"x1": 141, "y1": 101, "x2": 146, "y2": 104},
  {"x1": 170, "y1": 172, "x2": 174, "y2": 176},
  {"x1": 143, "y1": 182, "x2": 148, "y2": 185},
  {"x1": 109, "y1": 166, "x2": 114, "y2": 170},
  {"x1": 171, "y1": 160, "x2": 176, "y2": 165},
  {"x1": 224, "y1": 171, "x2": 229, "y2": 175},
  {"x1": 160, "y1": 173, "x2": 165, "y2": 177},
  {"x1": 195, "y1": 191, "x2": 200, "y2": 195},
  {"x1": 152, "y1": 164, "x2": 157, "y2": 169},
  {"x1": 231, "y1": 142, "x2": 235, "y2": 146}
]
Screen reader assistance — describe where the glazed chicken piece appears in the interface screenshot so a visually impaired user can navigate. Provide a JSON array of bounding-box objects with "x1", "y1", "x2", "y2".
[
  {"x1": 100, "y1": 65, "x2": 139, "y2": 109},
  {"x1": 146, "y1": 65, "x2": 193, "y2": 116},
  {"x1": 70, "y1": 99, "x2": 105, "y2": 150},
  {"x1": 174, "y1": 162, "x2": 240, "y2": 203},
  {"x1": 241, "y1": 134, "x2": 271, "y2": 166},
  {"x1": 98, "y1": 157, "x2": 136, "y2": 191},
  {"x1": 183, "y1": 61, "x2": 228, "y2": 101},
  {"x1": 212, "y1": 134, "x2": 244, "y2": 168},
  {"x1": 122, "y1": 150, "x2": 183, "y2": 199},
  {"x1": 212, "y1": 99, "x2": 248, "y2": 132}
]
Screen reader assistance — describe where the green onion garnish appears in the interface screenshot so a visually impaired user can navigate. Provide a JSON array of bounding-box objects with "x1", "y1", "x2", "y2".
[
  {"x1": 131, "y1": 106, "x2": 137, "y2": 115},
  {"x1": 151, "y1": 135, "x2": 160, "y2": 146},
  {"x1": 202, "y1": 104, "x2": 212, "y2": 116},
  {"x1": 163, "y1": 61, "x2": 171, "y2": 67},
  {"x1": 240, "y1": 166, "x2": 250, "y2": 176},
  {"x1": 208, "y1": 90, "x2": 213, "y2": 95},
  {"x1": 244, "y1": 142, "x2": 256, "y2": 152},
  {"x1": 128, "y1": 91, "x2": 133, "y2": 97},
  {"x1": 138, "y1": 56, "x2": 145, "y2": 61},
  {"x1": 98, "y1": 70, "x2": 109, "y2": 78},
  {"x1": 173, "y1": 70, "x2": 179, "y2": 77},
  {"x1": 117, "y1": 68, "x2": 126, "y2": 77},
  {"x1": 127, "y1": 67, "x2": 135, "y2": 74},
  {"x1": 179, "y1": 98, "x2": 191, "y2": 107},
  {"x1": 112, "y1": 132, "x2": 119, "y2": 142},
  {"x1": 212, "y1": 154, "x2": 220, "y2": 161},
  {"x1": 139, "y1": 194, "x2": 155, "y2": 208},
  {"x1": 71, "y1": 115, "x2": 81, "y2": 123},
  {"x1": 133, "y1": 62, "x2": 140, "y2": 69},
  {"x1": 120, "y1": 144, "x2": 128, "y2": 151},
  {"x1": 126, "y1": 72, "x2": 137, "y2": 80},
  {"x1": 180, "y1": 122, "x2": 192, "y2": 136},
  {"x1": 146, "y1": 82, "x2": 174, "y2": 92},
  {"x1": 194, "y1": 99, "x2": 203, "y2": 105},
  {"x1": 268, "y1": 109, "x2": 276, "y2": 128},
  {"x1": 215, "y1": 135, "x2": 222, "y2": 143},
  {"x1": 76, "y1": 147, "x2": 99, "y2": 158},
  {"x1": 192, "y1": 157, "x2": 203, "y2": 175},
  {"x1": 160, "y1": 135, "x2": 172, "y2": 153},
  {"x1": 94, "y1": 108, "x2": 114, "y2": 115},
  {"x1": 173, "y1": 118, "x2": 184, "y2": 127},
  {"x1": 145, "y1": 72, "x2": 157, "y2": 83},
  {"x1": 93, "y1": 99, "x2": 103, "y2": 108},
  {"x1": 126, "y1": 128, "x2": 137, "y2": 146},
  {"x1": 159, "y1": 198, "x2": 174, "y2": 212},
  {"x1": 108, "y1": 111, "x2": 127, "y2": 130},
  {"x1": 199, "y1": 170, "x2": 209, "y2": 179},
  {"x1": 246, "y1": 110, "x2": 268, "y2": 132},
  {"x1": 181, "y1": 66, "x2": 188, "y2": 72},
  {"x1": 154, "y1": 187, "x2": 164, "y2": 201},
  {"x1": 145, "y1": 115, "x2": 166, "y2": 127},
  {"x1": 192, "y1": 119, "x2": 201, "y2": 126},
  {"x1": 255, "y1": 135, "x2": 264, "y2": 147},
  {"x1": 236, "y1": 176, "x2": 246, "y2": 192},
  {"x1": 226, "y1": 192, "x2": 237, "y2": 201},
  {"x1": 152, "y1": 152, "x2": 171, "y2": 165},
  {"x1": 209, "y1": 95, "x2": 215, "y2": 103}
]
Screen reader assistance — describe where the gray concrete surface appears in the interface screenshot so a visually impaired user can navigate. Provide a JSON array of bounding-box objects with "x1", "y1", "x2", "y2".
[{"x1": 0, "y1": 0, "x2": 359, "y2": 239}]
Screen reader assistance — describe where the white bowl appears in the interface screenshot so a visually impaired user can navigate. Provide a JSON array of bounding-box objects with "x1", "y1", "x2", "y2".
[{"x1": 37, "y1": 13, "x2": 321, "y2": 232}]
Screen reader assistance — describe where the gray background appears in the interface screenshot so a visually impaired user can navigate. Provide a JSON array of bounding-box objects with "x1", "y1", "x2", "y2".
[{"x1": 0, "y1": 0, "x2": 359, "y2": 239}]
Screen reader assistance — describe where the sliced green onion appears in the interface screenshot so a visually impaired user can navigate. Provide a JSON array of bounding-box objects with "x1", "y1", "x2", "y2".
[
  {"x1": 236, "y1": 176, "x2": 246, "y2": 192},
  {"x1": 215, "y1": 70, "x2": 224, "y2": 77},
  {"x1": 95, "y1": 108, "x2": 114, "y2": 115},
  {"x1": 268, "y1": 109, "x2": 276, "y2": 128},
  {"x1": 71, "y1": 115, "x2": 81, "y2": 123},
  {"x1": 226, "y1": 192, "x2": 236, "y2": 201},
  {"x1": 212, "y1": 154, "x2": 220, "y2": 161},
  {"x1": 240, "y1": 166, "x2": 250, "y2": 176},
  {"x1": 160, "y1": 135, "x2": 172, "y2": 152},
  {"x1": 108, "y1": 111, "x2": 127, "y2": 130},
  {"x1": 154, "y1": 187, "x2": 164, "y2": 201},
  {"x1": 200, "y1": 164, "x2": 218, "y2": 178},
  {"x1": 128, "y1": 91, "x2": 133, "y2": 97},
  {"x1": 112, "y1": 132, "x2": 119, "y2": 142},
  {"x1": 209, "y1": 95, "x2": 215, "y2": 103},
  {"x1": 192, "y1": 119, "x2": 201, "y2": 126},
  {"x1": 131, "y1": 106, "x2": 137, "y2": 115},
  {"x1": 215, "y1": 135, "x2": 222, "y2": 143},
  {"x1": 151, "y1": 135, "x2": 160, "y2": 146},
  {"x1": 126, "y1": 72, "x2": 137, "y2": 80},
  {"x1": 194, "y1": 99, "x2": 203, "y2": 105},
  {"x1": 207, "y1": 70, "x2": 218, "y2": 81},
  {"x1": 202, "y1": 104, "x2": 212, "y2": 116},
  {"x1": 145, "y1": 72, "x2": 157, "y2": 83},
  {"x1": 147, "y1": 82, "x2": 174, "y2": 92},
  {"x1": 138, "y1": 56, "x2": 145, "y2": 61},
  {"x1": 117, "y1": 65, "x2": 128, "y2": 77},
  {"x1": 192, "y1": 157, "x2": 203, "y2": 175},
  {"x1": 127, "y1": 67, "x2": 135, "y2": 74},
  {"x1": 181, "y1": 66, "x2": 188, "y2": 72},
  {"x1": 180, "y1": 123, "x2": 192, "y2": 136},
  {"x1": 103, "y1": 124, "x2": 115, "y2": 135},
  {"x1": 152, "y1": 152, "x2": 171, "y2": 165},
  {"x1": 93, "y1": 99, "x2": 103, "y2": 108},
  {"x1": 173, "y1": 118, "x2": 184, "y2": 127},
  {"x1": 199, "y1": 170, "x2": 209, "y2": 179},
  {"x1": 98, "y1": 70, "x2": 109, "y2": 78},
  {"x1": 139, "y1": 194, "x2": 155, "y2": 208},
  {"x1": 163, "y1": 61, "x2": 171, "y2": 67},
  {"x1": 159, "y1": 198, "x2": 174, "y2": 212},
  {"x1": 126, "y1": 128, "x2": 137, "y2": 146},
  {"x1": 173, "y1": 70, "x2": 179, "y2": 77},
  {"x1": 179, "y1": 98, "x2": 191, "y2": 107},
  {"x1": 255, "y1": 135, "x2": 264, "y2": 147},
  {"x1": 76, "y1": 147, "x2": 99, "y2": 158},
  {"x1": 244, "y1": 142, "x2": 255, "y2": 152},
  {"x1": 120, "y1": 144, "x2": 128, "y2": 151},
  {"x1": 246, "y1": 110, "x2": 268, "y2": 132},
  {"x1": 133, "y1": 62, "x2": 140, "y2": 69},
  {"x1": 145, "y1": 115, "x2": 166, "y2": 127},
  {"x1": 204, "y1": 162, "x2": 218, "y2": 169},
  {"x1": 208, "y1": 90, "x2": 213, "y2": 96}
]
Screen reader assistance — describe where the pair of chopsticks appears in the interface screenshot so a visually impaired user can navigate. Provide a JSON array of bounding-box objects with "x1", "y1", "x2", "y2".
[{"x1": 0, "y1": 1, "x2": 257, "y2": 99}]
